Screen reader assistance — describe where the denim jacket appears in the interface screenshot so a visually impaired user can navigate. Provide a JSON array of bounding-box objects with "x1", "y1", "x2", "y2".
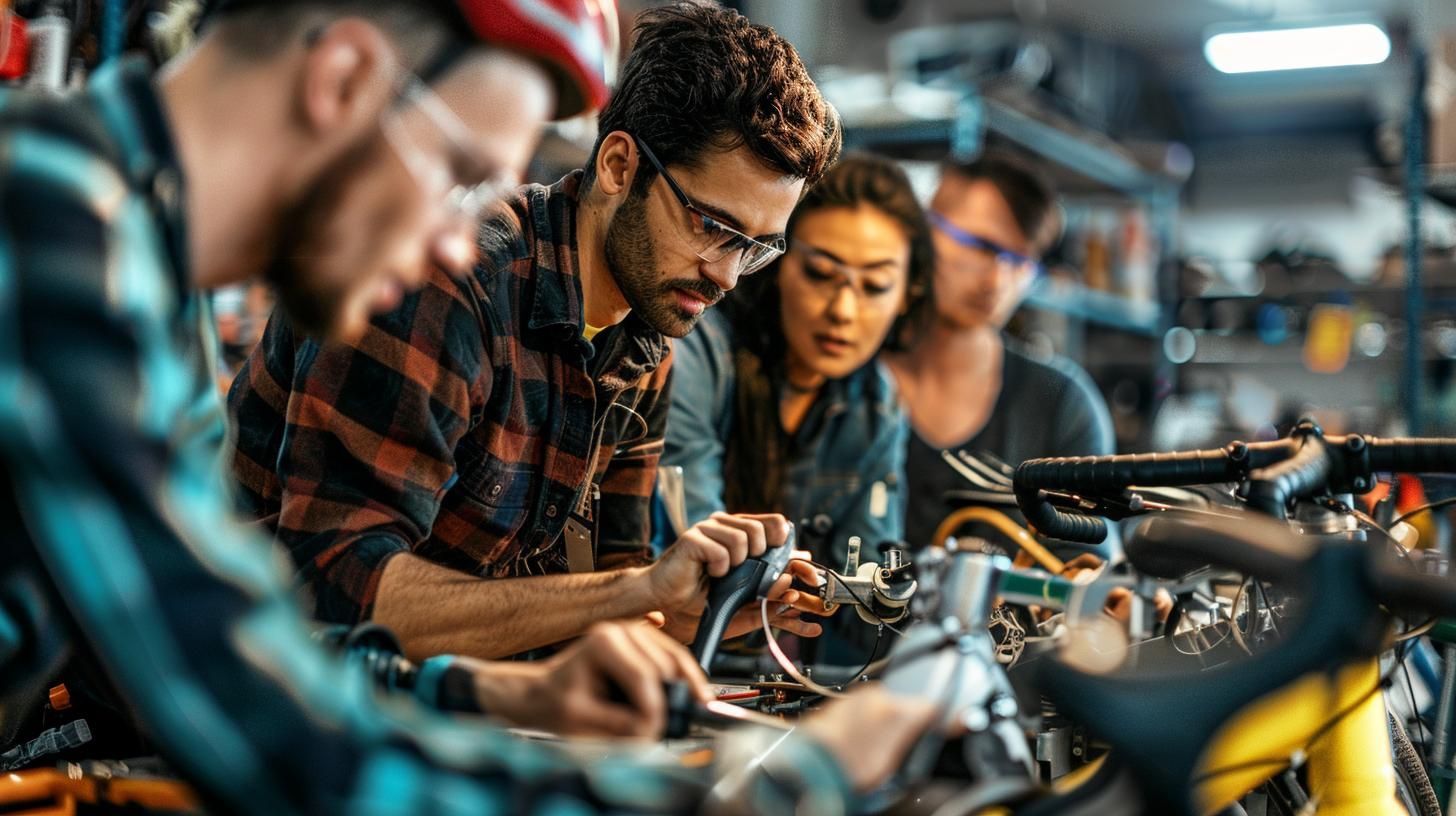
[{"x1": 660, "y1": 309, "x2": 908, "y2": 570}]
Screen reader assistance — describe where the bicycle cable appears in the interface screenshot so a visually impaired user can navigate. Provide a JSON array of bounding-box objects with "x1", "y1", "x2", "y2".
[
  {"x1": 1399, "y1": 646, "x2": 1431, "y2": 751},
  {"x1": 1393, "y1": 495, "x2": 1456, "y2": 527}
]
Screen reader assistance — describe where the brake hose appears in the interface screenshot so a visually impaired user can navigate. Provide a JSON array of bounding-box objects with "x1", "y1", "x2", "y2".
[{"x1": 931, "y1": 506, "x2": 1064, "y2": 573}]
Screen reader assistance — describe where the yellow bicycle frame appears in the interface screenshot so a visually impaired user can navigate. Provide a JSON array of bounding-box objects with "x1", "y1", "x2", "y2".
[
  {"x1": 930, "y1": 508, "x2": 1403, "y2": 815},
  {"x1": 1196, "y1": 659, "x2": 1400, "y2": 815}
]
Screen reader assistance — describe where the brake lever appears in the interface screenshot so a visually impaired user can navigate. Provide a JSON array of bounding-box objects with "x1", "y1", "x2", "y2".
[
  {"x1": 1043, "y1": 488, "x2": 1149, "y2": 522},
  {"x1": 688, "y1": 531, "x2": 796, "y2": 673},
  {"x1": 666, "y1": 529, "x2": 798, "y2": 738}
]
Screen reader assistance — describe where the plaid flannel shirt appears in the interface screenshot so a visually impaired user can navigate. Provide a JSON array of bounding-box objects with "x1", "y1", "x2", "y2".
[
  {"x1": 0, "y1": 59, "x2": 850, "y2": 816},
  {"x1": 228, "y1": 172, "x2": 671, "y2": 625}
]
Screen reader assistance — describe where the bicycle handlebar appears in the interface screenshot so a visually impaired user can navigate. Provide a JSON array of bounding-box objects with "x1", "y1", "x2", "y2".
[
  {"x1": 1243, "y1": 435, "x2": 1331, "y2": 518},
  {"x1": 1365, "y1": 437, "x2": 1456, "y2": 474},
  {"x1": 1013, "y1": 427, "x2": 1456, "y2": 543},
  {"x1": 1013, "y1": 446, "x2": 1256, "y2": 543}
]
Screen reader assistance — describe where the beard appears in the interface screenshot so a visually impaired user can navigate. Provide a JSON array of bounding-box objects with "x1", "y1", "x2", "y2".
[
  {"x1": 603, "y1": 188, "x2": 723, "y2": 338},
  {"x1": 262, "y1": 136, "x2": 386, "y2": 340}
]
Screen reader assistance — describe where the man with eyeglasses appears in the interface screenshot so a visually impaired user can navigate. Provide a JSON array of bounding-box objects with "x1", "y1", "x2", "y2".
[
  {"x1": 228, "y1": 1, "x2": 841, "y2": 661},
  {"x1": 0, "y1": 0, "x2": 913, "y2": 809},
  {"x1": 885, "y1": 152, "x2": 1116, "y2": 553}
]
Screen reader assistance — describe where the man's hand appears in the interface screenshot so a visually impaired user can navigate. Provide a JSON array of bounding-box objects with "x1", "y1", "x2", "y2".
[
  {"x1": 801, "y1": 685, "x2": 942, "y2": 792},
  {"x1": 643, "y1": 513, "x2": 827, "y2": 642},
  {"x1": 1058, "y1": 554, "x2": 1173, "y2": 623},
  {"x1": 466, "y1": 621, "x2": 711, "y2": 738}
]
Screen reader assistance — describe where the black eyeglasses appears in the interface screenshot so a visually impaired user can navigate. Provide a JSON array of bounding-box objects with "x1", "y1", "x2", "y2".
[
  {"x1": 928, "y1": 210, "x2": 1044, "y2": 278},
  {"x1": 633, "y1": 138, "x2": 786, "y2": 276}
]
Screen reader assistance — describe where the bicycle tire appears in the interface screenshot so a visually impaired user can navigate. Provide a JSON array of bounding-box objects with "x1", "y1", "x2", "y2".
[{"x1": 1390, "y1": 711, "x2": 1442, "y2": 816}]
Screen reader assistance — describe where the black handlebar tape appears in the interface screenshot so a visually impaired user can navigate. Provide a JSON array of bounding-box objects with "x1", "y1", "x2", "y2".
[
  {"x1": 1364, "y1": 438, "x2": 1456, "y2": 474},
  {"x1": 1013, "y1": 485, "x2": 1109, "y2": 544},
  {"x1": 1244, "y1": 438, "x2": 1331, "y2": 519},
  {"x1": 1124, "y1": 513, "x2": 1313, "y2": 583},
  {"x1": 1370, "y1": 559, "x2": 1456, "y2": 620},
  {"x1": 1012, "y1": 448, "x2": 1246, "y2": 543},
  {"x1": 1016, "y1": 448, "x2": 1245, "y2": 492}
]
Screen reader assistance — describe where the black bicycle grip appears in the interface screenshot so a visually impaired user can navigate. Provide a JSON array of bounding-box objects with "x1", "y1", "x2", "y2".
[
  {"x1": 1244, "y1": 437, "x2": 1331, "y2": 519},
  {"x1": 1013, "y1": 485, "x2": 1109, "y2": 544},
  {"x1": 1364, "y1": 438, "x2": 1456, "y2": 475},
  {"x1": 1012, "y1": 448, "x2": 1247, "y2": 544},
  {"x1": 1015, "y1": 448, "x2": 1244, "y2": 493}
]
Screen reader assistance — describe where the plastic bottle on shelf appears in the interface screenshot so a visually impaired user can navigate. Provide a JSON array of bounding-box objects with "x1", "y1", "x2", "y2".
[
  {"x1": 0, "y1": 7, "x2": 28, "y2": 81},
  {"x1": 1118, "y1": 207, "x2": 1156, "y2": 304},
  {"x1": 1084, "y1": 213, "x2": 1111, "y2": 292},
  {"x1": 25, "y1": 1, "x2": 69, "y2": 91}
]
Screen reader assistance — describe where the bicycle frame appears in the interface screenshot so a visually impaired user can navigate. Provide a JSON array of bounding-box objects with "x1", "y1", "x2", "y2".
[
  {"x1": 1196, "y1": 659, "x2": 1399, "y2": 816},
  {"x1": 934, "y1": 501, "x2": 1411, "y2": 815}
]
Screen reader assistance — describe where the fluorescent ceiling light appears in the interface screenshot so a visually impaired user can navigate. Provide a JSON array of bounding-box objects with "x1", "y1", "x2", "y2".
[{"x1": 1204, "y1": 23, "x2": 1391, "y2": 74}]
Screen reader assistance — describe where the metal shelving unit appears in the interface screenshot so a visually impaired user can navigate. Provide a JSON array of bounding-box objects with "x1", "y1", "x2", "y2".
[
  {"x1": 1162, "y1": 52, "x2": 1438, "y2": 438},
  {"x1": 1023, "y1": 278, "x2": 1162, "y2": 336},
  {"x1": 1405, "y1": 48, "x2": 1428, "y2": 436},
  {"x1": 1338, "y1": 49, "x2": 1456, "y2": 435}
]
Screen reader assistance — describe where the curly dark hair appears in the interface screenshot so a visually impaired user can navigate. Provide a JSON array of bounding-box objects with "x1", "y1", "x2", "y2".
[
  {"x1": 586, "y1": 0, "x2": 840, "y2": 193},
  {"x1": 721, "y1": 153, "x2": 935, "y2": 515}
]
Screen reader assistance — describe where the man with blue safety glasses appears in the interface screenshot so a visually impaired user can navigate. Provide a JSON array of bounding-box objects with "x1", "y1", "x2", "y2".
[{"x1": 886, "y1": 152, "x2": 1116, "y2": 553}]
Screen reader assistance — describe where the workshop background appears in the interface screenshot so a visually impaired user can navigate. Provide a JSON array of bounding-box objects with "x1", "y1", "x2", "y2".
[
  {"x1": 589, "y1": 0, "x2": 1456, "y2": 458},
  {"x1": 6, "y1": 0, "x2": 1456, "y2": 450}
]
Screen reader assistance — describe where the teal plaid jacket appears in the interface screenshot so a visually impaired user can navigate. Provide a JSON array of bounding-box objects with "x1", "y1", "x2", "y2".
[{"x1": 0, "y1": 58, "x2": 851, "y2": 815}]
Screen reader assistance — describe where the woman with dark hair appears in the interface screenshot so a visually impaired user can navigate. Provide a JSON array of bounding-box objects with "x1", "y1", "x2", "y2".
[{"x1": 658, "y1": 153, "x2": 934, "y2": 666}]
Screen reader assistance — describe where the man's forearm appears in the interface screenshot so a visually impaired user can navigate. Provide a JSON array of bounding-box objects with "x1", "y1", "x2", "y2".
[{"x1": 373, "y1": 553, "x2": 659, "y2": 660}]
